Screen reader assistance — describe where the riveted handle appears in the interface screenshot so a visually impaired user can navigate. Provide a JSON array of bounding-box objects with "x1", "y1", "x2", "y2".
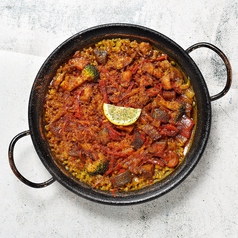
[
  {"x1": 8, "y1": 130, "x2": 55, "y2": 188},
  {"x1": 186, "y1": 42, "x2": 232, "y2": 101}
]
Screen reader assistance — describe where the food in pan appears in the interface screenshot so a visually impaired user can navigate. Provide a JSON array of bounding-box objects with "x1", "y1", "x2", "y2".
[{"x1": 44, "y1": 38, "x2": 196, "y2": 192}]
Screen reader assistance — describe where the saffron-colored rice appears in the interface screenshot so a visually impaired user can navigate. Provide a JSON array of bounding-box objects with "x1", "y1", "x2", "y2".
[{"x1": 44, "y1": 38, "x2": 196, "y2": 192}]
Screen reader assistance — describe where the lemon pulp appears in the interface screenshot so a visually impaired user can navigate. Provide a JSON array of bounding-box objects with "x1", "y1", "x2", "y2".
[{"x1": 103, "y1": 103, "x2": 142, "y2": 126}]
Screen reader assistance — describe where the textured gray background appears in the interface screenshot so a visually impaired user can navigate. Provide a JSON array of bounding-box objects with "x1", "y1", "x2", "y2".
[{"x1": 1, "y1": 0, "x2": 238, "y2": 237}]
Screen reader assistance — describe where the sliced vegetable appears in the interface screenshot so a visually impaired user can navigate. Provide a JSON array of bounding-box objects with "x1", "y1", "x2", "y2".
[
  {"x1": 142, "y1": 124, "x2": 161, "y2": 140},
  {"x1": 177, "y1": 115, "x2": 195, "y2": 139},
  {"x1": 154, "y1": 94, "x2": 183, "y2": 111},
  {"x1": 162, "y1": 90, "x2": 176, "y2": 101},
  {"x1": 140, "y1": 164, "x2": 155, "y2": 179},
  {"x1": 94, "y1": 49, "x2": 108, "y2": 64},
  {"x1": 110, "y1": 170, "x2": 133, "y2": 188},
  {"x1": 171, "y1": 103, "x2": 186, "y2": 122},
  {"x1": 79, "y1": 84, "x2": 93, "y2": 102},
  {"x1": 121, "y1": 70, "x2": 132, "y2": 87},
  {"x1": 160, "y1": 124, "x2": 179, "y2": 137},
  {"x1": 99, "y1": 127, "x2": 110, "y2": 145},
  {"x1": 152, "y1": 108, "x2": 170, "y2": 123},
  {"x1": 165, "y1": 151, "x2": 179, "y2": 168},
  {"x1": 160, "y1": 72, "x2": 172, "y2": 90},
  {"x1": 149, "y1": 141, "x2": 167, "y2": 156},
  {"x1": 130, "y1": 132, "x2": 145, "y2": 149},
  {"x1": 60, "y1": 75, "x2": 85, "y2": 91}
]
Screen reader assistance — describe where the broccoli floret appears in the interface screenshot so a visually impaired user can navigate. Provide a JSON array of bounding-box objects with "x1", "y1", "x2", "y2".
[
  {"x1": 86, "y1": 159, "x2": 109, "y2": 175},
  {"x1": 81, "y1": 64, "x2": 100, "y2": 82}
]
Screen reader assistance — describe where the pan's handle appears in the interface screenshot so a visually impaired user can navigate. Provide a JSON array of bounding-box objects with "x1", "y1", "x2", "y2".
[
  {"x1": 8, "y1": 130, "x2": 55, "y2": 188},
  {"x1": 186, "y1": 42, "x2": 232, "y2": 101}
]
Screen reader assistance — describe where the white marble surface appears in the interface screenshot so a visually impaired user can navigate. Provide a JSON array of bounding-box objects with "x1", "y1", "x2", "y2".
[{"x1": 1, "y1": 0, "x2": 238, "y2": 237}]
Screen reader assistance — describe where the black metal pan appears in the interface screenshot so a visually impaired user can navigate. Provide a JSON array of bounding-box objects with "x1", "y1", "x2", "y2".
[{"x1": 8, "y1": 24, "x2": 232, "y2": 205}]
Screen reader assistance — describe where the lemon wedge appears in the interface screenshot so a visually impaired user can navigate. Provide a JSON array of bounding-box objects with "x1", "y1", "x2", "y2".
[{"x1": 103, "y1": 103, "x2": 142, "y2": 126}]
